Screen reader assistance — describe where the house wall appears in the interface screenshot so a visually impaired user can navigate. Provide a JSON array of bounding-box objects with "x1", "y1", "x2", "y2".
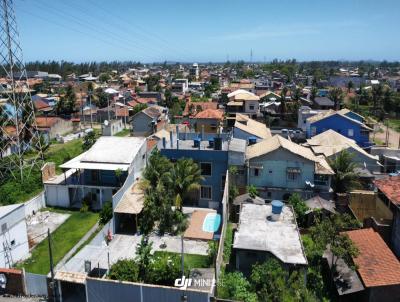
[
  {"x1": 161, "y1": 148, "x2": 228, "y2": 206},
  {"x1": 307, "y1": 114, "x2": 370, "y2": 146},
  {"x1": 248, "y1": 148, "x2": 315, "y2": 190},
  {"x1": 131, "y1": 112, "x2": 152, "y2": 136},
  {"x1": 193, "y1": 119, "x2": 220, "y2": 133},
  {"x1": 391, "y1": 207, "x2": 400, "y2": 258},
  {"x1": 244, "y1": 100, "x2": 259, "y2": 115},
  {"x1": 48, "y1": 118, "x2": 73, "y2": 139},
  {"x1": 45, "y1": 185, "x2": 70, "y2": 207},
  {"x1": 326, "y1": 147, "x2": 380, "y2": 173},
  {"x1": 102, "y1": 119, "x2": 124, "y2": 136},
  {"x1": 0, "y1": 206, "x2": 29, "y2": 268}
]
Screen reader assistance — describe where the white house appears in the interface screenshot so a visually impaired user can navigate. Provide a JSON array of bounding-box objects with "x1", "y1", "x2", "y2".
[
  {"x1": 43, "y1": 137, "x2": 147, "y2": 210},
  {"x1": 0, "y1": 204, "x2": 29, "y2": 268}
]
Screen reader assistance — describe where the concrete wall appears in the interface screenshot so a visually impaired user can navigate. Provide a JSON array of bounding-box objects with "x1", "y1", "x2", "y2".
[
  {"x1": 102, "y1": 119, "x2": 124, "y2": 136},
  {"x1": 23, "y1": 191, "x2": 45, "y2": 218},
  {"x1": 86, "y1": 277, "x2": 211, "y2": 302},
  {"x1": 45, "y1": 185, "x2": 70, "y2": 208},
  {"x1": 48, "y1": 118, "x2": 73, "y2": 139},
  {"x1": 0, "y1": 206, "x2": 29, "y2": 268}
]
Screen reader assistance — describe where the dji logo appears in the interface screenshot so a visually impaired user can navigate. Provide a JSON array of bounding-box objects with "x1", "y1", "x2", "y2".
[
  {"x1": 174, "y1": 276, "x2": 216, "y2": 290},
  {"x1": 174, "y1": 276, "x2": 192, "y2": 290}
]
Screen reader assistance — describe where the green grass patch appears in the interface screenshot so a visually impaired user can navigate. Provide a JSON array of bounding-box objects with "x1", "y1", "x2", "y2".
[
  {"x1": 388, "y1": 119, "x2": 400, "y2": 132},
  {"x1": 45, "y1": 139, "x2": 84, "y2": 173},
  {"x1": 223, "y1": 223, "x2": 233, "y2": 263},
  {"x1": 114, "y1": 128, "x2": 131, "y2": 137},
  {"x1": 17, "y1": 209, "x2": 99, "y2": 274},
  {"x1": 153, "y1": 251, "x2": 211, "y2": 270}
]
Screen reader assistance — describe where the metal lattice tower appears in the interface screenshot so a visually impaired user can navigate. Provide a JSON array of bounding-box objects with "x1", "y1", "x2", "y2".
[{"x1": 0, "y1": 0, "x2": 43, "y2": 181}]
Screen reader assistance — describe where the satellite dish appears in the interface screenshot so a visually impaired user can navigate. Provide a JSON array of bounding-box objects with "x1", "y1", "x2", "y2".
[{"x1": 104, "y1": 120, "x2": 109, "y2": 126}]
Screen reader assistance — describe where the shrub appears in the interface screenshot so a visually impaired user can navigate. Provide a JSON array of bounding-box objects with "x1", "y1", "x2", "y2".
[
  {"x1": 99, "y1": 201, "x2": 113, "y2": 224},
  {"x1": 109, "y1": 259, "x2": 139, "y2": 282}
]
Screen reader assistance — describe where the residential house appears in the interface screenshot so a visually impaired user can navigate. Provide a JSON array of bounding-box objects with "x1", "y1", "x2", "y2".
[
  {"x1": 35, "y1": 116, "x2": 73, "y2": 142},
  {"x1": 182, "y1": 100, "x2": 217, "y2": 117},
  {"x1": 313, "y1": 96, "x2": 335, "y2": 109},
  {"x1": 371, "y1": 147, "x2": 400, "y2": 173},
  {"x1": 131, "y1": 105, "x2": 168, "y2": 136},
  {"x1": 191, "y1": 109, "x2": 224, "y2": 133},
  {"x1": 297, "y1": 106, "x2": 326, "y2": 131},
  {"x1": 304, "y1": 129, "x2": 381, "y2": 174},
  {"x1": 226, "y1": 89, "x2": 260, "y2": 118},
  {"x1": 233, "y1": 113, "x2": 272, "y2": 142},
  {"x1": 306, "y1": 109, "x2": 373, "y2": 148},
  {"x1": 171, "y1": 79, "x2": 189, "y2": 94},
  {"x1": 43, "y1": 136, "x2": 147, "y2": 210},
  {"x1": 328, "y1": 228, "x2": 400, "y2": 302},
  {"x1": 160, "y1": 134, "x2": 244, "y2": 209},
  {"x1": 246, "y1": 135, "x2": 334, "y2": 201},
  {"x1": 233, "y1": 202, "x2": 307, "y2": 275},
  {"x1": 0, "y1": 204, "x2": 29, "y2": 268},
  {"x1": 374, "y1": 175, "x2": 400, "y2": 258},
  {"x1": 101, "y1": 119, "x2": 124, "y2": 136}
]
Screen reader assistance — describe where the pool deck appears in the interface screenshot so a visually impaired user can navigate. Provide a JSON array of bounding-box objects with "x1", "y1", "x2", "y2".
[{"x1": 184, "y1": 209, "x2": 216, "y2": 241}]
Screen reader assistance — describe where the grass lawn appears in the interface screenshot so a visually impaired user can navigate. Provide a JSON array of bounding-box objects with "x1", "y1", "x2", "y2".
[
  {"x1": 388, "y1": 119, "x2": 400, "y2": 132},
  {"x1": 45, "y1": 139, "x2": 84, "y2": 173},
  {"x1": 153, "y1": 251, "x2": 211, "y2": 271},
  {"x1": 114, "y1": 128, "x2": 131, "y2": 137},
  {"x1": 17, "y1": 209, "x2": 99, "y2": 275}
]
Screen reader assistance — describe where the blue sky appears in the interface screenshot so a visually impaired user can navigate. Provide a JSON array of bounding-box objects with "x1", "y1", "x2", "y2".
[{"x1": 14, "y1": 0, "x2": 400, "y2": 62}]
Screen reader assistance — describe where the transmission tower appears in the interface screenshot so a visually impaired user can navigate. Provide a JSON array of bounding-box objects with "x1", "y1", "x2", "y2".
[{"x1": 0, "y1": 0, "x2": 43, "y2": 181}]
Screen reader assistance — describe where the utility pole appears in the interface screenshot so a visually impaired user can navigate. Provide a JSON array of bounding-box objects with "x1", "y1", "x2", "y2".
[
  {"x1": 88, "y1": 89, "x2": 93, "y2": 128},
  {"x1": 48, "y1": 228, "x2": 58, "y2": 302}
]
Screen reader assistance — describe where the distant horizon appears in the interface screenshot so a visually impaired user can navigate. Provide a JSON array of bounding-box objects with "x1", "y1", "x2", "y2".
[{"x1": 15, "y1": 0, "x2": 400, "y2": 62}]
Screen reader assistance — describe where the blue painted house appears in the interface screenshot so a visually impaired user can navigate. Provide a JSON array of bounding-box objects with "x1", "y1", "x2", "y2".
[
  {"x1": 246, "y1": 135, "x2": 334, "y2": 201},
  {"x1": 306, "y1": 109, "x2": 373, "y2": 148},
  {"x1": 161, "y1": 135, "x2": 244, "y2": 209}
]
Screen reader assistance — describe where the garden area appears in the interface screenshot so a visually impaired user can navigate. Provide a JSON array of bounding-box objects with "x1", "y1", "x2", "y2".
[
  {"x1": 17, "y1": 208, "x2": 99, "y2": 274},
  {"x1": 0, "y1": 137, "x2": 85, "y2": 205}
]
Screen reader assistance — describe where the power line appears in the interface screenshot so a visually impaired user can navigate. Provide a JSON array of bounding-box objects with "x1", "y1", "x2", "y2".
[{"x1": 34, "y1": 0, "x2": 170, "y2": 61}]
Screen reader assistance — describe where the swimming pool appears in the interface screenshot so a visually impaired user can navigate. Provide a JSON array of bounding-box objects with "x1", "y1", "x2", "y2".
[{"x1": 202, "y1": 213, "x2": 221, "y2": 233}]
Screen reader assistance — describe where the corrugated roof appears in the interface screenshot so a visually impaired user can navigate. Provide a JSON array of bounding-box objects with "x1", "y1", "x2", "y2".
[
  {"x1": 345, "y1": 228, "x2": 400, "y2": 287},
  {"x1": 307, "y1": 110, "x2": 372, "y2": 131},
  {"x1": 114, "y1": 182, "x2": 144, "y2": 214},
  {"x1": 234, "y1": 114, "x2": 271, "y2": 139},
  {"x1": 305, "y1": 129, "x2": 378, "y2": 161},
  {"x1": 246, "y1": 135, "x2": 334, "y2": 174}
]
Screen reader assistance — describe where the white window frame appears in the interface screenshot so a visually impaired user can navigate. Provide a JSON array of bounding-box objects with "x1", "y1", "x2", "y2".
[
  {"x1": 200, "y1": 185, "x2": 212, "y2": 200},
  {"x1": 200, "y1": 162, "x2": 212, "y2": 177}
]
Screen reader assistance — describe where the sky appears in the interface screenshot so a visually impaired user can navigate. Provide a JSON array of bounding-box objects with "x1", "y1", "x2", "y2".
[{"x1": 13, "y1": 0, "x2": 400, "y2": 63}]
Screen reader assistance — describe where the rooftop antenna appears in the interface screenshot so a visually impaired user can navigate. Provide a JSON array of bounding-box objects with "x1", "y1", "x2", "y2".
[{"x1": 0, "y1": 0, "x2": 43, "y2": 181}]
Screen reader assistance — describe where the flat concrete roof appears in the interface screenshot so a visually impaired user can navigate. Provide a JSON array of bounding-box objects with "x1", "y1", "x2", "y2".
[{"x1": 233, "y1": 203, "x2": 307, "y2": 265}]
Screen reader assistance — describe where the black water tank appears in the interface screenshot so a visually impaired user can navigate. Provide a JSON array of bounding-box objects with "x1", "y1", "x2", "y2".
[{"x1": 214, "y1": 137, "x2": 222, "y2": 150}]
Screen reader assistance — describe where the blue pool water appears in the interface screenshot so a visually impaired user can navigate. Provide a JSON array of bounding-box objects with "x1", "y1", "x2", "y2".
[{"x1": 203, "y1": 213, "x2": 221, "y2": 233}]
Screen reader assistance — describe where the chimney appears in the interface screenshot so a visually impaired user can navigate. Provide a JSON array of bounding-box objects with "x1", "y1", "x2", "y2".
[{"x1": 271, "y1": 200, "x2": 283, "y2": 221}]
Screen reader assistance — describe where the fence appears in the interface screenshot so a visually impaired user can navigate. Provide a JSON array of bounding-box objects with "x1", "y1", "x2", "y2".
[
  {"x1": 24, "y1": 272, "x2": 48, "y2": 296},
  {"x1": 86, "y1": 277, "x2": 211, "y2": 302},
  {"x1": 23, "y1": 191, "x2": 46, "y2": 218},
  {"x1": 216, "y1": 173, "x2": 229, "y2": 279}
]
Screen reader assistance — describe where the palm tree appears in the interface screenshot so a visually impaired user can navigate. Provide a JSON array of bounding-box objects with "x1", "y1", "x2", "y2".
[
  {"x1": 142, "y1": 150, "x2": 172, "y2": 189},
  {"x1": 328, "y1": 150, "x2": 360, "y2": 193},
  {"x1": 328, "y1": 87, "x2": 343, "y2": 110},
  {"x1": 163, "y1": 158, "x2": 203, "y2": 211}
]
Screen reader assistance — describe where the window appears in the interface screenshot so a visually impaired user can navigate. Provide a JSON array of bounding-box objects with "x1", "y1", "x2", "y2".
[
  {"x1": 254, "y1": 168, "x2": 260, "y2": 176},
  {"x1": 314, "y1": 174, "x2": 329, "y2": 186},
  {"x1": 10, "y1": 240, "x2": 15, "y2": 246},
  {"x1": 200, "y1": 163, "x2": 212, "y2": 176},
  {"x1": 200, "y1": 186, "x2": 212, "y2": 199},
  {"x1": 348, "y1": 129, "x2": 354, "y2": 137},
  {"x1": 267, "y1": 192, "x2": 272, "y2": 198},
  {"x1": 269, "y1": 170, "x2": 273, "y2": 174},
  {"x1": 287, "y1": 167, "x2": 301, "y2": 181},
  {"x1": 249, "y1": 105, "x2": 255, "y2": 110}
]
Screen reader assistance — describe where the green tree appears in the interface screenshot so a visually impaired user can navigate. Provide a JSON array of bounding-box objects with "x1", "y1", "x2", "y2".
[
  {"x1": 288, "y1": 193, "x2": 309, "y2": 227},
  {"x1": 329, "y1": 150, "x2": 360, "y2": 193},
  {"x1": 218, "y1": 272, "x2": 257, "y2": 302},
  {"x1": 147, "y1": 253, "x2": 181, "y2": 286},
  {"x1": 310, "y1": 86, "x2": 318, "y2": 102},
  {"x1": 163, "y1": 158, "x2": 203, "y2": 211},
  {"x1": 347, "y1": 80, "x2": 354, "y2": 93},
  {"x1": 82, "y1": 131, "x2": 97, "y2": 151},
  {"x1": 99, "y1": 201, "x2": 113, "y2": 224},
  {"x1": 246, "y1": 185, "x2": 258, "y2": 199},
  {"x1": 142, "y1": 150, "x2": 172, "y2": 189},
  {"x1": 328, "y1": 87, "x2": 343, "y2": 110},
  {"x1": 310, "y1": 214, "x2": 359, "y2": 274},
  {"x1": 135, "y1": 236, "x2": 153, "y2": 281},
  {"x1": 99, "y1": 73, "x2": 110, "y2": 83},
  {"x1": 108, "y1": 259, "x2": 139, "y2": 282},
  {"x1": 56, "y1": 84, "x2": 76, "y2": 114}
]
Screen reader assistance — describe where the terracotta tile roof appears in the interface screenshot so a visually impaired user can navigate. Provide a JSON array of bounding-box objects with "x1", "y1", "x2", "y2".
[
  {"x1": 115, "y1": 107, "x2": 129, "y2": 117},
  {"x1": 192, "y1": 108, "x2": 224, "y2": 120},
  {"x1": 34, "y1": 99, "x2": 51, "y2": 110},
  {"x1": 374, "y1": 175, "x2": 400, "y2": 205},
  {"x1": 183, "y1": 101, "x2": 217, "y2": 116},
  {"x1": 135, "y1": 97, "x2": 157, "y2": 104},
  {"x1": 345, "y1": 228, "x2": 400, "y2": 287},
  {"x1": 35, "y1": 116, "x2": 60, "y2": 128}
]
